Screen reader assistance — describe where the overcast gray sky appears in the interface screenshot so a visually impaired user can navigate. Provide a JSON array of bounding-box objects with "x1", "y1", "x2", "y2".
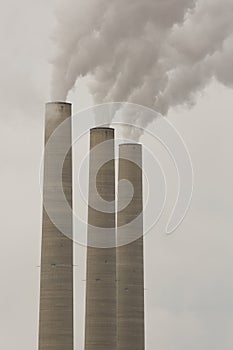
[{"x1": 0, "y1": 1, "x2": 233, "y2": 349}]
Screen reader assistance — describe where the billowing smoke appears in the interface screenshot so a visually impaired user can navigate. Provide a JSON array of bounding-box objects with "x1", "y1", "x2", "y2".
[{"x1": 51, "y1": 0, "x2": 233, "y2": 138}]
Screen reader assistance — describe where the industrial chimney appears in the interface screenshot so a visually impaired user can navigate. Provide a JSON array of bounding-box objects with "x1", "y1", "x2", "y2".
[
  {"x1": 85, "y1": 127, "x2": 117, "y2": 350},
  {"x1": 117, "y1": 143, "x2": 145, "y2": 350},
  {"x1": 38, "y1": 102, "x2": 73, "y2": 350}
]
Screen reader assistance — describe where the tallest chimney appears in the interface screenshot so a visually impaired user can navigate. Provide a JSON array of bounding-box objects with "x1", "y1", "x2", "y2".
[{"x1": 39, "y1": 102, "x2": 73, "y2": 350}]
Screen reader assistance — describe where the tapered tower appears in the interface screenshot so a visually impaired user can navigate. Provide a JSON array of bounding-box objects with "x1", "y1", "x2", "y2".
[{"x1": 85, "y1": 127, "x2": 117, "y2": 350}]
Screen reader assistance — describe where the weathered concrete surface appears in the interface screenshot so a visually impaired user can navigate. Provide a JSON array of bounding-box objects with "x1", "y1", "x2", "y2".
[
  {"x1": 39, "y1": 102, "x2": 73, "y2": 350},
  {"x1": 117, "y1": 144, "x2": 145, "y2": 350},
  {"x1": 85, "y1": 128, "x2": 117, "y2": 350}
]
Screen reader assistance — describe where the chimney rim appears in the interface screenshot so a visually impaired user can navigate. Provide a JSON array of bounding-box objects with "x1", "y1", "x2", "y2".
[
  {"x1": 90, "y1": 127, "x2": 115, "y2": 131},
  {"x1": 46, "y1": 101, "x2": 72, "y2": 105}
]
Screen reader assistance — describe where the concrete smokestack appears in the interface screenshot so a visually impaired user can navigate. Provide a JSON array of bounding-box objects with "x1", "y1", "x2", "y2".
[
  {"x1": 39, "y1": 102, "x2": 73, "y2": 350},
  {"x1": 117, "y1": 143, "x2": 145, "y2": 350},
  {"x1": 85, "y1": 127, "x2": 116, "y2": 350}
]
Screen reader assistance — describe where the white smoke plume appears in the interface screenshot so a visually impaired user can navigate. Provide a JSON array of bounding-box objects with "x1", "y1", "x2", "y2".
[{"x1": 51, "y1": 0, "x2": 233, "y2": 137}]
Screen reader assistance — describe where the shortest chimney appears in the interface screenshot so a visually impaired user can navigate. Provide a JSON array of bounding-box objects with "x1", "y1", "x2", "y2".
[{"x1": 117, "y1": 143, "x2": 145, "y2": 350}]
